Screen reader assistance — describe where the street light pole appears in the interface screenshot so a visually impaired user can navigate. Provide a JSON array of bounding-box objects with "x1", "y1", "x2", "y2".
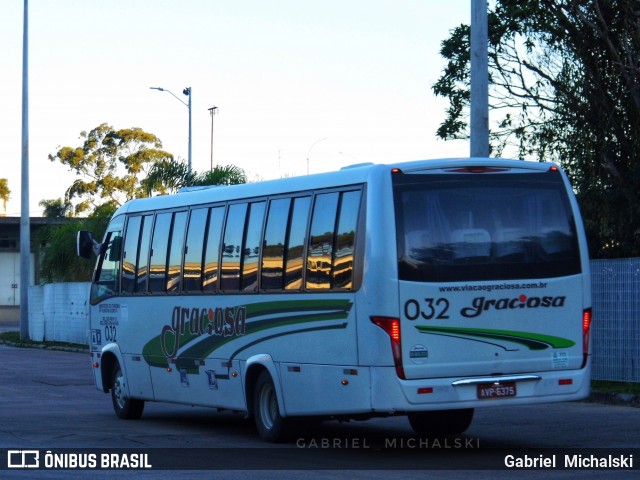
[
  {"x1": 150, "y1": 86, "x2": 193, "y2": 172},
  {"x1": 306, "y1": 137, "x2": 328, "y2": 175},
  {"x1": 208, "y1": 106, "x2": 218, "y2": 171}
]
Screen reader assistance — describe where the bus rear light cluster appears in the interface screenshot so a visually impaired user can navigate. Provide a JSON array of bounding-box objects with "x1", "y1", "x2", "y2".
[
  {"x1": 370, "y1": 316, "x2": 405, "y2": 379},
  {"x1": 582, "y1": 308, "x2": 592, "y2": 368}
]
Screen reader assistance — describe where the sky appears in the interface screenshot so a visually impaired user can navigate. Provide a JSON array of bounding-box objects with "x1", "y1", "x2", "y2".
[{"x1": 1, "y1": 0, "x2": 471, "y2": 216}]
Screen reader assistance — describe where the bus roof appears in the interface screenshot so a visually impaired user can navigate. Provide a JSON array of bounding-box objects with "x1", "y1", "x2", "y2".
[{"x1": 113, "y1": 158, "x2": 556, "y2": 217}]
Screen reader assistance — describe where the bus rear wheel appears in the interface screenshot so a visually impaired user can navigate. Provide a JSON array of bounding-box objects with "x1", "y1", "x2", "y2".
[
  {"x1": 111, "y1": 364, "x2": 145, "y2": 420},
  {"x1": 408, "y1": 408, "x2": 474, "y2": 436},
  {"x1": 253, "y1": 370, "x2": 295, "y2": 442}
]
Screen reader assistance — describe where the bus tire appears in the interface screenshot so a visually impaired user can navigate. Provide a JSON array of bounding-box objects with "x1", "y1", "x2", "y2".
[
  {"x1": 253, "y1": 370, "x2": 295, "y2": 442},
  {"x1": 408, "y1": 408, "x2": 474, "y2": 436},
  {"x1": 111, "y1": 364, "x2": 145, "y2": 420}
]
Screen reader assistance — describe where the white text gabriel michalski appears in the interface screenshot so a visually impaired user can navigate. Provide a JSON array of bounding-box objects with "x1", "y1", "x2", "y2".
[{"x1": 505, "y1": 454, "x2": 634, "y2": 468}]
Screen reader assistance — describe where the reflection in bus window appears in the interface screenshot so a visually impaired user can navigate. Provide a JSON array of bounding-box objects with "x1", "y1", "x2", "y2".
[
  {"x1": 203, "y1": 207, "x2": 225, "y2": 292},
  {"x1": 306, "y1": 193, "x2": 339, "y2": 289},
  {"x1": 91, "y1": 231, "x2": 122, "y2": 303},
  {"x1": 183, "y1": 208, "x2": 208, "y2": 292},
  {"x1": 149, "y1": 212, "x2": 172, "y2": 293},
  {"x1": 285, "y1": 196, "x2": 311, "y2": 290},
  {"x1": 221, "y1": 203, "x2": 247, "y2": 291},
  {"x1": 136, "y1": 215, "x2": 153, "y2": 293},
  {"x1": 262, "y1": 198, "x2": 291, "y2": 290},
  {"x1": 333, "y1": 190, "x2": 361, "y2": 289},
  {"x1": 242, "y1": 202, "x2": 266, "y2": 291},
  {"x1": 167, "y1": 211, "x2": 188, "y2": 293},
  {"x1": 122, "y1": 216, "x2": 141, "y2": 294}
]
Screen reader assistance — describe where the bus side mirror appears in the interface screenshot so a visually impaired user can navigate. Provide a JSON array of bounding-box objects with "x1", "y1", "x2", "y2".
[{"x1": 77, "y1": 230, "x2": 99, "y2": 259}]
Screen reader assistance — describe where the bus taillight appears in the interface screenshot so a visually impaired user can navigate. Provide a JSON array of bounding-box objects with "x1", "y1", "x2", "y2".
[
  {"x1": 582, "y1": 308, "x2": 592, "y2": 368},
  {"x1": 371, "y1": 316, "x2": 405, "y2": 379}
]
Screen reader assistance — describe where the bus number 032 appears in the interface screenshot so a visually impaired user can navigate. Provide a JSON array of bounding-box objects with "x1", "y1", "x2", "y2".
[{"x1": 404, "y1": 298, "x2": 450, "y2": 321}]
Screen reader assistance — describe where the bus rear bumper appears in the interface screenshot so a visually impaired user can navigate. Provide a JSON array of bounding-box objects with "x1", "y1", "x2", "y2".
[{"x1": 370, "y1": 363, "x2": 591, "y2": 412}]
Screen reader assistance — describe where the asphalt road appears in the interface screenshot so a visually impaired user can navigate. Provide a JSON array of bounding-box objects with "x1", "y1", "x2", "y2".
[{"x1": 0, "y1": 343, "x2": 638, "y2": 479}]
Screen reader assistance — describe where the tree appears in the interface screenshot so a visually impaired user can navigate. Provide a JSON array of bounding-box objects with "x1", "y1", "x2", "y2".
[
  {"x1": 48, "y1": 123, "x2": 174, "y2": 216},
  {"x1": 36, "y1": 205, "x2": 116, "y2": 283},
  {"x1": 433, "y1": 0, "x2": 640, "y2": 258},
  {"x1": 143, "y1": 161, "x2": 247, "y2": 196},
  {"x1": 39, "y1": 198, "x2": 71, "y2": 218},
  {"x1": 0, "y1": 178, "x2": 9, "y2": 215}
]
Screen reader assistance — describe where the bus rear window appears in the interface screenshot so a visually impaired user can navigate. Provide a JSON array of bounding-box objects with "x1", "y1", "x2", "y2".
[{"x1": 393, "y1": 171, "x2": 582, "y2": 282}]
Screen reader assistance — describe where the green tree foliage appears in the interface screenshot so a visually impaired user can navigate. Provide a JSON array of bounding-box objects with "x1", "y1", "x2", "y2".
[
  {"x1": 0, "y1": 178, "x2": 10, "y2": 214},
  {"x1": 48, "y1": 123, "x2": 173, "y2": 216},
  {"x1": 37, "y1": 205, "x2": 116, "y2": 283},
  {"x1": 39, "y1": 198, "x2": 71, "y2": 218},
  {"x1": 433, "y1": 0, "x2": 640, "y2": 258},
  {"x1": 143, "y1": 161, "x2": 247, "y2": 195}
]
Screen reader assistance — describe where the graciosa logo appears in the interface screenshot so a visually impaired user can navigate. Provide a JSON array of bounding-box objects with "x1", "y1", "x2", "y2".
[
  {"x1": 161, "y1": 305, "x2": 246, "y2": 358},
  {"x1": 461, "y1": 294, "x2": 566, "y2": 318}
]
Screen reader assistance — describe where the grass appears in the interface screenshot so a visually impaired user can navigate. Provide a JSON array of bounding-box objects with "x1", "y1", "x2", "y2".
[
  {"x1": 0, "y1": 331, "x2": 87, "y2": 350},
  {"x1": 1, "y1": 330, "x2": 638, "y2": 395},
  {"x1": 591, "y1": 380, "x2": 640, "y2": 395}
]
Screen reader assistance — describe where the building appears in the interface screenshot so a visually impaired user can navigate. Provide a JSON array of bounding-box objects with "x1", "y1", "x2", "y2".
[{"x1": 0, "y1": 216, "x2": 71, "y2": 310}]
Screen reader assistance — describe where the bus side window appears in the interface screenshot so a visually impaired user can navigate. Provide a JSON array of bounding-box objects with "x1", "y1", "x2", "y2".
[
  {"x1": 333, "y1": 190, "x2": 361, "y2": 289},
  {"x1": 148, "y1": 213, "x2": 172, "y2": 294},
  {"x1": 306, "y1": 192, "x2": 339, "y2": 290},
  {"x1": 284, "y1": 196, "x2": 311, "y2": 290},
  {"x1": 203, "y1": 206, "x2": 225, "y2": 292},
  {"x1": 167, "y1": 211, "x2": 188, "y2": 293},
  {"x1": 183, "y1": 208, "x2": 208, "y2": 292},
  {"x1": 262, "y1": 198, "x2": 291, "y2": 290},
  {"x1": 241, "y1": 201, "x2": 266, "y2": 292},
  {"x1": 220, "y1": 203, "x2": 247, "y2": 292},
  {"x1": 90, "y1": 231, "x2": 122, "y2": 304},
  {"x1": 121, "y1": 216, "x2": 142, "y2": 294},
  {"x1": 136, "y1": 215, "x2": 153, "y2": 293}
]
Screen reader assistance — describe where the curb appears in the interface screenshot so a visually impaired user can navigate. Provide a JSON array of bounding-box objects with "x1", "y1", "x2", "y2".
[
  {"x1": 0, "y1": 339, "x2": 88, "y2": 354},
  {"x1": 583, "y1": 391, "x2": 640, "y2": 408}
]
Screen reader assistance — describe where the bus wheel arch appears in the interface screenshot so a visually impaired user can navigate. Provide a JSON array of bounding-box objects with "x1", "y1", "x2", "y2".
[
  {"x1": 100, "y1": 351, "x2": 118, "y2": 394},
  {"x1": 252, "y1": 369, "x2": 296, "y2": 443},
  {"x1": 109, "y1": 360, "x2": 145, "y2": 420}
]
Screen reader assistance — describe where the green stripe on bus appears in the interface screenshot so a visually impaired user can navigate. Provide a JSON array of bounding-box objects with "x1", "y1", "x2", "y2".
[
  {"x1": 415, "y1": 325, "x2": 576, "y2": 350},
  {"x1": 142, "y1": 299, "x2": 353, "y2": 368}
]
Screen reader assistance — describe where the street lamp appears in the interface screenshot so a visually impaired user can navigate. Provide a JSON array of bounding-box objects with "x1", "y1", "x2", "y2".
[
  {"x1": 208, "y1": 106, "x2": 218, "y2": 171},
  {"x1": 150, "y1": 86, "x2": 192, "y2": 172},
  {"x1": 306, "y1": 137, "x2": 328, "y2": 175}
]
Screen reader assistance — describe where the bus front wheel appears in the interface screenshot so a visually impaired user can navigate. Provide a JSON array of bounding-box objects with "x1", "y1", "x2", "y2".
[
  {"x1": 111, "y1": 364, "x2": 145, "y2": 420},
  {"x1": 253, "y1": 370, "x2": 295, "y2": 442}
]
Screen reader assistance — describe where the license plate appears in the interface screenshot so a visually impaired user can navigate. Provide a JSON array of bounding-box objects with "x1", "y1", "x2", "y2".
[{"x1": 477, "y1": 382, "x2": 517, "y2": 399}]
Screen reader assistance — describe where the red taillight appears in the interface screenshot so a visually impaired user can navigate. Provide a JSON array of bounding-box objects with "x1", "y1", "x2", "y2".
[
  {"x1": 446, "y1": 166, "x2": 508, "y2": 173},
  {"x1": 582, "y1": 308, "x2": 592, "y2": 368},
  {"x1": 371, "y1": 316, "x2": 405, "y2": 379}
]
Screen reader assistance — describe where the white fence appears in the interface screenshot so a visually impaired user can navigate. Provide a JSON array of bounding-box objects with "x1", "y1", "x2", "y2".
[
  {"x1": 27, "y1": 259, "x2": 640, "y2": 382},
  {"x1": 28, "y1": 283, "x2": 90, "y2": 344}
]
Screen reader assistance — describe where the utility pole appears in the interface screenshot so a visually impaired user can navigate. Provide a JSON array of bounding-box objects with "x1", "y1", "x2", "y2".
[
  {"x1": 470, "y1": 0, "x2": 489, "y2": 158},
  {"x1": 20, "y1": 0, "x2": 30, "y2": 340},
  {"x1": 208, "y1": 106, "x2": 218, "y2": 171},
  {"x1": 150, "y1": 86, "x2": 193, "y2": 172}
]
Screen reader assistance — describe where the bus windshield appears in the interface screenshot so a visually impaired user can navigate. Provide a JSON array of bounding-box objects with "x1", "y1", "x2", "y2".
[{"x1": 393, "y1": 170, "x2": 582, "y2": 282}]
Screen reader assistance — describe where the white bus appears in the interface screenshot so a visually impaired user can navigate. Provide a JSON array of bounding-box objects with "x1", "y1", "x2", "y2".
[{"x1": 78, "y1": 158, "x2": 592, "y2": 442}]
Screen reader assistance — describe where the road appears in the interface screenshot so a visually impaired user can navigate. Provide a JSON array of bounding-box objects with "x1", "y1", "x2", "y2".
[{"x1": 0, "y1": 344, "x2": 638, "y2": 479}]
